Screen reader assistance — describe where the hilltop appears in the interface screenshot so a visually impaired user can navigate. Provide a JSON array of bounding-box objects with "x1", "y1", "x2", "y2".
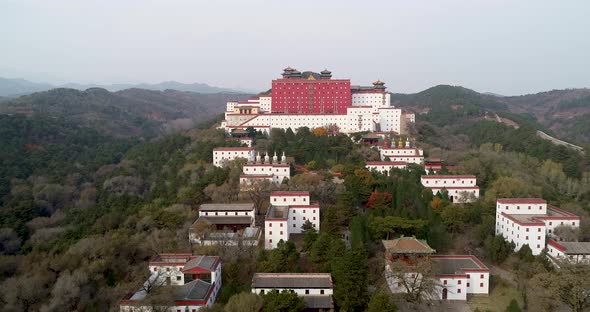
[
  {"x1": 393, "y1": 85, "x2": 590, "y2": 146},
  {"x1": 0, "y1": 88, "x2": 251, "y2": 137},
  {"x1": 0, "y1": 77, "x2": 252, "y2": 97}
]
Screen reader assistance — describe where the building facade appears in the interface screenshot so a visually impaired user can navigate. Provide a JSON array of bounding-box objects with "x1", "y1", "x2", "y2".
[
  {"x1": 494, "y1": 198, "x2": 581, "y2": 255},
  {"x1": 220, "y1": 68, "x2": 414, "y2": 135},
  {"x1": 189, "y1": 203, "x2": 260, "y2": 246},
  {"x1": 265, "y1": 191, "x2": 320, "y2": 249},
  {"x1": 212, "y1": 147, "x2": 255, "y2": 167},
  {"x1": 421, "y1": 175, "x2": 480, "y2": 203},
  {"x1": 240, "y1": 152, "x2": 290, "y2": 189}
]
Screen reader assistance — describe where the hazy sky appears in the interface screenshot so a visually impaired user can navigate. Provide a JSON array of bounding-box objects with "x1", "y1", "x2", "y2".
[{"x1": 1, "y1": 0, "x2": 589, "y2": 95}]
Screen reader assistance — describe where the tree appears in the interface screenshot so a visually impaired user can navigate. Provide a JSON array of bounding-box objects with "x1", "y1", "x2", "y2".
[
  {"x1": 247, "y1": 180, "x2": 272, "y2": 216},
  {"x1": 312, "y1": 127, "x2": 328, "y2": 137},
  {"x1": 191, "y1": 219, "x2": 216, "y2": 243},
  {"x1": 484, "y1": 235, "x2": 515, "y2": 263},
  {"x1": 387, "y1": 257, "x2": 439, "y2": 303},
  {"x1": 532, "y1": 261, "x2": 590, "y2": 312},
  {"x1": 366, "y1": 290, "x2": 397, "y2": 312},
  {"x1": 261, "y1": 290, "x2": 305, "y2": 312},
  {"x1": 505, "y1": 299, "x2": 522, "y2": 312},
  {"x1": 332, "y1": 247, "x2": 369, "y2": 311},
  {"x1": 258, "y1": 240, "x2": 299, "y2": 273},
  {"x1": 301, "y1": 224, "x2": 318, "y2": 252},
  {"x1": 366, "y1": 191, "x2": 393, "y2": 216},
  {"x1": 224, "y1": 292, "x2": 263, "y2": 312}
]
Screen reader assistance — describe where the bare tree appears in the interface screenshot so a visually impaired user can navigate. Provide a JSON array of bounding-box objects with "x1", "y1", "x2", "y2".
[
  {"x1": 532, "y1": 260, "x2": 590, "y2": 312},
  {"x1": 247, "y1": 180, "x2": 272, "y2": 217},
  {"x1": 386, "y1": 257, "x2": 439, "y2": 303}
]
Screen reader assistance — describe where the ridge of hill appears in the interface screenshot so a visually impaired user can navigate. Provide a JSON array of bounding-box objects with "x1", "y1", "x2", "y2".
[
  {"x1": 0, "y1": 88, "x2": 251, "y2": 137},
  {"x1": 393, "y1": 85, "x2": 590, "y2": 146},
  {"x1": 0, "y1": 77, "x2": 253, "y2": 97}
]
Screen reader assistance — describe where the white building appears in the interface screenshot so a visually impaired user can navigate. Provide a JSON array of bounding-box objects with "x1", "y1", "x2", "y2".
[
  {"x1": 221, "y1": 91, "x2": 412, "y2": 135},
  {"x1": 378, "y1": 137, "x2": 424, "y2": 164},
  {"x1": 120, "y1": 254, "x2": 222, "y2": 312},
  {"x1": 366, "y1": 161, "x2": 408, "y2": 174},
  {"x1": 383, "y1": 238, "x2": 489, "y2": 301},
  {"x1": 495, "y1": 198, "x2": 581, "y2": 255},
  {"x1": 547, "y1": 239, "x2": 590, "y2": 265},
  {"x1": 240, "y1": 152, "x2": 290, "y2": 189},
  {"x1": 421, "y1": 175, "x2": 480, "y2": 203},
  {"x1": 189, "y1": 203, "x2": 260, "y2": 246},
  {"x1": 212, "y1": 147, "x2": 255, "y2": 167},
  {"x1": 265, "y1": 191, "x2": 320, "y2": 249},
  {"x1": 251, "y1": 273, "x2": 333, "y2": 310}
]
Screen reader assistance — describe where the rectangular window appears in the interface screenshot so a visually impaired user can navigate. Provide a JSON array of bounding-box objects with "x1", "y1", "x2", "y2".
[
  {"x1": 458, "y1": 280, "x2": 461, "y2": 285},
  {"x1": 458, "y1": 289, "x2": 461, "y2": 293},
  {"x1": 480, "y1": 283, "x2": 484, "y2": 287},
  {"x1": 443, "y1": 280, "x2": 447, "y2": 285},
  {"x1": 480, "y1": 274, "x2": 484, "y2": 279}
]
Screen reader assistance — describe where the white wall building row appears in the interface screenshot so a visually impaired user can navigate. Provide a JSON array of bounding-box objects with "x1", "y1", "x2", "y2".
[
  {"x1": 495, "y1": 198, "x2": 581, "y2": 255},
  {"x1": 421, "y1": 175, "x2": 480, "y2": 203},
  {"x1": 240, "y1": 153, "x2": 290, "y2": 188},
  {"x1": 265, "y1": 191, "x2": 320, "y2": 249},
  {"x1": 366, "y1": 161, "x2": 408, "y2": 174},
  {"x1": 212, "y1": 147, "x2": 255, "y2": 167}
]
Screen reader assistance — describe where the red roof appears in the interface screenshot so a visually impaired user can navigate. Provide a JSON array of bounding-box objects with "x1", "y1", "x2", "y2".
[
  {"x1": 367, "y1": 161, "x2": 408, "y2": 166},
  {"x1": 497, "y1": 198, "x2": 547, "y2": 204},
  {"x1": 271, "y1": 191, "x2": 309, "y2": 196},
  {"x1": 213, "y1": 147, "x2": 253, "y2": 151},
  {"x1": 547, "y1": 239, "x2": 566, "y2": 252},
  {"x1": 421, "y1": 175, "x2": 476, "y2": 179}
]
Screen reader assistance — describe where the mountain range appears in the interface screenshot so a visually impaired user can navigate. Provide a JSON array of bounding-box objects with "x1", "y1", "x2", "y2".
[
  {"x1": 0, "y1": 87, "x2": 251, "y2": 137},
  {"x1": 0, "y1": 77, "x2": 253, "y2": 97},
  {"x1": 392, "y1": 85, "x2": 590, "y2": 146}
]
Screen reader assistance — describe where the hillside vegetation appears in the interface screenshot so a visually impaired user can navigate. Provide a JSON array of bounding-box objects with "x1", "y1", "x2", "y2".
[{"x1": 0, "y1": 88, "x2": 250, "y2": 137}]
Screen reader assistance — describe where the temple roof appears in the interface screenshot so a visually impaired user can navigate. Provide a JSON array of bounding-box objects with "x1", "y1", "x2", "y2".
[{"x1": 382, "y1": 237, "x2": 436, "y2": 255}]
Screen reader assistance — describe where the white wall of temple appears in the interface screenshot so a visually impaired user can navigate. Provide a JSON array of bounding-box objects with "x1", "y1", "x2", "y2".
[
  {"x1": 148, "y1": 264, "x2": 186, "y2": 285},
  {"x1": 547, "y1": 242, "x2": 590, "y2": 264},
  {"x1": 265, "y1": 219, "x2": 288, "y2": 249},
  {"x1": 345, "y1": 106, "x2": 376, "y2": 133},
  {"x1": 380, "y1": 148, "x2": 423, "y2": 157},
  {"x1": 252, "y1": 287, "x2": 332, "y2": 296},
  {"x1": 366, "y1": 163, "x2": 408, "y2": 173},
  {"x1": 495, "y1": 215, "x2": 546, "y2": 255},
  {"x1": 199, "y1": 209, "x2": 254, "y2": 218},
  {"x1": 385, "y1": 156, "x2": 424, "y2": 164},
  {"x1": 421, "y1": 177, "x2": 477, "y2": 188},
  {"x1": 270, "y1": 194, "x2": 310, "y2": 205},
  {"x1": 378, "y1": 108, "x2": 402, "y2": 133},
  {"x1": 288, "y1": 206, "x2": 320, "y2": 234},
  {"x1": 351, "y1": 92, "x2": 390, "y2": 108},
  {"x1": 496, "y1": 201, "x2": 547, "y2": 215},
  {"x1": 212, "y1": 149, "x2": 254, "y2": 167},
  {"x1": 543, "y1": 218, "x2": 579, "y2": 239},
  {"x1": 243, "y1": 164, "x2": 290, "y2": 183},
  {"x1": 260, "y1": 97, "x2": 272, "y2": 112},
  {"x1": 120, "y1": 303, "x2": 209, "y2": 312},
  {"x1": 428, "y1": 188, "x2": 480, "y2": 203}
]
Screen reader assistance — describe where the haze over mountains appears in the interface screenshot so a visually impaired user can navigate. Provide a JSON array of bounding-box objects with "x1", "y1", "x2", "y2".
[{"x1": 0, "y1": 77, "x2": 253, "y2": 97}]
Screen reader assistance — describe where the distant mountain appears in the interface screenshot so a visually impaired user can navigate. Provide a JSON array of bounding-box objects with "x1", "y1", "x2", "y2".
[
  {"x1": 0, "y1": 78, "x2": 54, "y2": 97},
  {"x1": 0, "y1": 77, "x2": 252, "y2": 97},
  {"x1": 393, "y1": 85, "x2": 590, "y2": 145},
  {"x1": 0, "y1": 88, "x2": 252, "y2": 137}
]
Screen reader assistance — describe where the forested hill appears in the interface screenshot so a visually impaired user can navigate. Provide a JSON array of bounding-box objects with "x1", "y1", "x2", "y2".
[
  {"x1": 0, "y1": 88, "x2": 251, "y2": 137},
  {"x1": 393, "y1": 85, "x2": 590, "y2": 146}
]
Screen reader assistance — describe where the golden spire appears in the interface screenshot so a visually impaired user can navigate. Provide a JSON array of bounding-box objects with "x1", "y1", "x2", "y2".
[{"x1": 398, "y1": 136, "x2": 404, "y2": 148}]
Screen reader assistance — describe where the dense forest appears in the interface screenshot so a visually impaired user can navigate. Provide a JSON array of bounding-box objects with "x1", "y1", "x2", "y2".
[{"x1": 1, "y1": 86, "x2": 589, "y2": 311}]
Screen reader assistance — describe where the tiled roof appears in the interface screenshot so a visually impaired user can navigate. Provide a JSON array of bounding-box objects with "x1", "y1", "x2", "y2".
[
  {"x1": 271, "y1": 191, "x2": 309, "y2": 196},
  {"x1": 175, "y1": 279, "x2": 213, "y2": 301},
  {"x1": 430, "y1": 255, "x2": 488, "y2": 275},
  {"x1": 198, "y1": 216, "x2": 253, "y2": 225},
  {"x1": 199, "y1": 203, "x2": 254, "y2": 212},
  {"x1": 303, "y1": 295, "x2": 334, "y2": 309},
  {"x1": 252, "y1": 273, "x2": 332, "y2": 288},
  {"x1": 183, "y1": 255, "x2": 219, "y2": 272},
  {"x1": 382, "y1": 237, "x2": 436, "y2": 254},
  {"x1": 548, "y1": 240, "x2": 590, "y2": 255}
]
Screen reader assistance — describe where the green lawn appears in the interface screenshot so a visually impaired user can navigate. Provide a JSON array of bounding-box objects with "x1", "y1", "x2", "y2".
[{"x1": 469, "y1": 276, "x2": 523, "y2": 312}]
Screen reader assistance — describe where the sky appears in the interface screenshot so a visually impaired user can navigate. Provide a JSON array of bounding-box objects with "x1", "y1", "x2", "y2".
[{"x1": 1, "y1": 0, "x2": 589, "y2": 95}]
